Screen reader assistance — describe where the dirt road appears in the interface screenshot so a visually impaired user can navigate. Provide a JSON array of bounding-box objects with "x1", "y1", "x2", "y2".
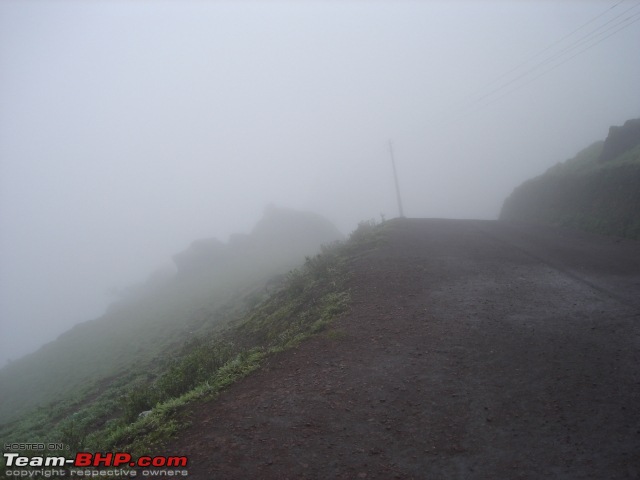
[{"x1": 167, "y1": 219, "x2": 640, "y2": 479}]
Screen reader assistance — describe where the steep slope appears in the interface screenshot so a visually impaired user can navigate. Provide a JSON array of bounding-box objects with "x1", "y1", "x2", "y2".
[
  {"x1": 500, "y1": 118, "x2": 640, "y2": 239},
  {"x1": 0, "y1": 207, "x2": 343, "y2": 426}
]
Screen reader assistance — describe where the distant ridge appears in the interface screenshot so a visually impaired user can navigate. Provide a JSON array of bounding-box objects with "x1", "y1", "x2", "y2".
[{"x1": 0, "y1": 206, "x2": 343, "y2": 425}]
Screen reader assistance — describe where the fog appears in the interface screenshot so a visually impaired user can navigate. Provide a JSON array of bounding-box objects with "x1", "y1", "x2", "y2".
[{"x1": 1, "y1": 1, "x2": 638, "y2": 363}]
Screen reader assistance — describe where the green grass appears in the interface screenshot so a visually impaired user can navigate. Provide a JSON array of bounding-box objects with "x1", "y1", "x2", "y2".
[
  {"x1": 543, "y1": 141, "x2": 640, "y2": 178},
  {"x1": 501, "y1": 140, "x2": 640, "y2": 240},
  {"x1": 0, "y1": 219, "x2": 386, "y2": 468}
]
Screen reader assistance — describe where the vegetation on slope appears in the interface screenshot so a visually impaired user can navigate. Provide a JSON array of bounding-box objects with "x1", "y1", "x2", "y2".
[
  {"x1": 0, "y1": 207, "x2": 343, "y2": 426},
  {"x1": 0, "y1": 217, "x2": 385, "y2": 475},
  {"x1": 500, "y1": 119, "x2": 640, "y2": 239}
]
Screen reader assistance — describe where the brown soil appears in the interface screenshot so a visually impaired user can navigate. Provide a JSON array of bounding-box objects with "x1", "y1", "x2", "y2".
[{"x1": 166, "y1": 219, "x2": 640, "y2": 479}]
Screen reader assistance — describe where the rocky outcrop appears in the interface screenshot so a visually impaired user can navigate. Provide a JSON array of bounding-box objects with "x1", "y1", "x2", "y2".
[
  {"x1": 173, "y1": 238, "x2": 228, "y2": 276},
  {"x1": 598, "y1": 118, "x2": 640, "y2": 163},
  {"x1": 173, "y1": 206, "x2": 343, "y2": 278}
]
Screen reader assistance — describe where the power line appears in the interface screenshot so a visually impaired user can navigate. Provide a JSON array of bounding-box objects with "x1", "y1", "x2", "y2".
[
  {"x1": 458, "y1": 1, "x2": 640, "y2": 115},
  {"x1": 475, "y1": 0, "x2": 628, "y2": 94},
  {"x1": 473, "y1": 12, "x2": 640, "y2": 112},
  {"x1": 521, "y1": 3, "x2": 640, "y2": 76}
]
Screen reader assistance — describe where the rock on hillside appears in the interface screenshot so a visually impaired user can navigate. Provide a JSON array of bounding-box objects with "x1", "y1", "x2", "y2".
[
  {"x1": 598, "y1": 118, "x2": 640, "y2": 163},
  {"x1": 173, "y1": 206, "x2": 343, "y2": 278}
]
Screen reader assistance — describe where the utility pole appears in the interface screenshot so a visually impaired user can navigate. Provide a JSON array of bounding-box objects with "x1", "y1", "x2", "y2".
[{"x1": 389, "y1": 140, "x2": 405, "y2": 218}]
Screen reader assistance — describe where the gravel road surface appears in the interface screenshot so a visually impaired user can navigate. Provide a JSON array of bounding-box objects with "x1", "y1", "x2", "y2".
[{"x1": 167, "y1": 219, "x2": 640, "y2": 479}]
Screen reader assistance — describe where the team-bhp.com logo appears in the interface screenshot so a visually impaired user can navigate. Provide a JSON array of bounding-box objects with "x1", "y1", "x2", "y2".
[
  {"x1": 4, "y1": 452, "x2": 188, "y2": 468},
  {"x1": 4, "y1": 452, "x2": 188, "y2": 477}
]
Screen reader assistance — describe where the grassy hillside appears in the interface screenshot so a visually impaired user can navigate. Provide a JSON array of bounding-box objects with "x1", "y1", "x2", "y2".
[
  {"x1": 0, "y1": 207, "x2": 343, "y2": 428},
  {"x1": 500, "y1": 121, "x2": 640, "y2": 239},
  {"x1": 0, "y1": 213, "x2": 386, "y2": 477},
  {"x1": 0, "y1": 219, "x2": 385, "y2": 474}
]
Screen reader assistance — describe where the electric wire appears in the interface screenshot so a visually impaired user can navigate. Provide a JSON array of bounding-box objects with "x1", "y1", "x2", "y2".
[
  {"x1": 457, "y1": 1, "x2": 640, "y2": 116},
  {"x1": 475, "y1": 0, "x2": 628, "y2": 94},
  {"x1": 474, "y1": 12, "x2": 640, "y2": 112}
]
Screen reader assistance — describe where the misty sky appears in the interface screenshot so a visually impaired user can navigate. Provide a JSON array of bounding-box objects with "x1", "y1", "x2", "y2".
[{"x1": 1, "y1": 1, "x2": 639, "y2": 363}]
